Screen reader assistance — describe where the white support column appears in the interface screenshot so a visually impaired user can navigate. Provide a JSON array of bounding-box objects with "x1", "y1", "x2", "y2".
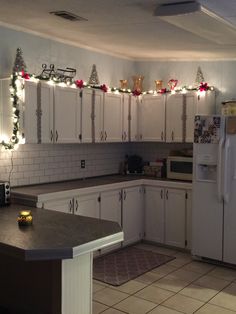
[{"x1": 62, "y1": 252, "x2": 93, "y2": 314}]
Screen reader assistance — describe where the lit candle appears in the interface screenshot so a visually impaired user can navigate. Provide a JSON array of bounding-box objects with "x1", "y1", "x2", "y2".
[{"x1": 18, "y1": 210, "x2": 33, "y2": 226}]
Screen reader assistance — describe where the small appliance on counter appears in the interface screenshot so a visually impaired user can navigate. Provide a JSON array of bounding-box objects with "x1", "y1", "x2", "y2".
[
  {"x1": 143, "y1": 159, "x2": 166, "y2": 178},
  {"x1": 127, "y1": 155, "x2": 143, "y2": 174},
  {"x1": 0, "y1": 181, "x2": 10, "y2": 206},
  {"x1": 167, "y1": 156, "x2": 193, "y2": 181}
]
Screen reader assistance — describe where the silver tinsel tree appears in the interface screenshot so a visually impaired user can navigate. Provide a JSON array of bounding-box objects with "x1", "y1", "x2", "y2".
[
  {"x1": 13, "y1": 48, "x2": 27, "y2": 73},
  {"x1": 195, "y1": 66, "x2": 205, "y2": 85},
  {"x1": 88, "y1": 64, "x2": 99, "y2": 85}
]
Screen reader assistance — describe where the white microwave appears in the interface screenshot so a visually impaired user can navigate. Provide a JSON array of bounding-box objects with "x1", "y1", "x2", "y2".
[{"x1": 167, "y1": 156, "x2": 193, "y2": 181}]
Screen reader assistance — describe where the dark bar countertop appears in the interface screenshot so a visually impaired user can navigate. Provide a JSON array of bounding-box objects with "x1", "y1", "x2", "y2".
[{"x1": 0, "y1": 204, "x2": 123, "y2": 261}]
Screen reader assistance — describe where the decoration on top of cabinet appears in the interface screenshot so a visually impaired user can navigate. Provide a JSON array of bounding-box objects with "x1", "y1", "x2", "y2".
[
  {"x1": 132, "y1": 75, "x2": 144, "y2": 92},
  {"x1": 13, "y1": 48, "x2": 27, "y2": 73},
  {"x1": 88, "y1": 64, "x2": 100, "y2": 85},
  {"x1": 199, "y1": 82, "x2": 209, "y2": 92},
  {"x1": 168, "y1": 79, "x2": 178, "y2": 91},
  {"x1": 155, "y1": 80, "x2": 163, "y2": 91},
  {"x1": 37, "y1": 64, "x2": 76, "y2": 84},
  {"x1": 120, "y1": 80, "x2": 128, "y2": 89},
  {"x1": 195, "y1": 66, "x2": 205, "y2": 86}
]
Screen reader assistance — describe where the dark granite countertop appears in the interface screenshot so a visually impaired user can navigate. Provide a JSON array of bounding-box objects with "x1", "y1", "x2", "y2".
[
  {"x1": 0, "y1": 204, "x2": 122, "y2": 261},
  {"x1": 12, "y1": 174, "x2": 192, "y2": 202}
]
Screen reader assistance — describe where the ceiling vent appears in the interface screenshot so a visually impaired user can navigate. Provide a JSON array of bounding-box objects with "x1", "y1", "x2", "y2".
[
  {"x1": 154, "y1": 1, "x2": 236, "y2": 45},
  {"x1": 50, "y1": 11, "x2": 88, "y2": 22}
]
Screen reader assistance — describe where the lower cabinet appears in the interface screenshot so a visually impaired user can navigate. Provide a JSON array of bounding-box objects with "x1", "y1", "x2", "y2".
[
  {"x1": 144, "y1": 186, "x2": 165, "y2": 243},
  {"x1": 122, "y1": 186, "x2": 143, "y2": 246},
  {"x1": 144, "y1": 186, "x2": 190, "y2": 249},
  {"x1": 74, "y1": 193, "x2": 100, "y2": 219},
  {"x1": 42, "y1": 196, "x2": 74, "y2": 214}
]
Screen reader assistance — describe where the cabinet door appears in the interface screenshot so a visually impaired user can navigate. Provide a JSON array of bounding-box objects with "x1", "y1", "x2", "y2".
[
  {"x1": 166, "y1": 94, "x2": 183, "y2": 142},
  {"x1": 103, "y1": 93, "x2": 123, "y2": 142},
  {"x1": 81, "y1": 89, "x2": 93, "y2": 143},
  {"x1": 122, "y1": 94, "x2": 129, "y2": 142},
  {"x1": 139, "y1": 94, "x2": 165, "y2": 142},
  {"x1": 122, "y1": 187, "x2": 143, "y2": 246},
  {"x1": 43, "y1": 197, "x2": 73, "y2": 214},
  {"x1": 54, "y1": 86, "x2": 81, "y2": 143},
  {"x1": 74, "y1": 193, "x2": 100, "y2": 219},
  {"x1": 40, "y1": 82, "x2": 54, "y2": 143},
  {"x1": 185, "y1": 93, "x2": 196, "y2": 143},
  {"x1": 130, "y1": 95, "x2": 139, "y2": 141},
  {"x1": 94, "y1": 90, "x2": 104, "y2": 142},
  {"x1": 144, "y1": 186, "x2": 165, "y2": 243},
  {"x1": 196, "y1": 91, "x2": 216, "y2": 115},
  {"x1": 100, "y1": 189, "x2": 122, "y2": 253},
  {"x1": 186, "y1": 190, "x2": 192, "y2": 250},
  {"x1": 165, "y1": 188, "x2": 186, "y2": 248},
  {"x1": 0, "y1": 78, "x2": 13, "y2": 141}
]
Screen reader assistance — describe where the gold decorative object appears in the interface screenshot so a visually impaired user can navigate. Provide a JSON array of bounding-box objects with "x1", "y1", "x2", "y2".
[
  {"x1": 155, "y1": 80, "x2": 163, "y2": 91},
  {"x1": 132, "y1": 75, "x2": 144, "y2": 92},
  {"x1": 18, "y1": 210, "x2": 33, "y2": 226},
  {"x1": 120, "y1": 80, "x2": 128, "y2": 89}
]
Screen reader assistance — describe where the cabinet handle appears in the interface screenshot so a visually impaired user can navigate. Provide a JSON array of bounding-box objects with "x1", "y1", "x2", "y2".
[
  {"x1": 171, "y1": 131, "x2": 174, "y2": 141},
  {"x1": 69, "y1": 200, "x2": 73, "y2": 213},
  {"x1": 166, "y1": 190, "x2": 168, "y2": 200},
  {"x1": 100, "y1": 131, "x2": 103, "y2": 141},
  {"x1": 119, "y1": 191, "x2": 122, "y2": 201},
  {"x1": 104, "y1": 131, "x2": 107, "y2": 141},
  {"x1": 161, "y1": 131, "x2": 164, "y2": 141},
  {"x1": 140, "y1": 134, "x2": 143, "y2": 140},
  {"x1": 123, "y1": 190, "x2": 126, "y2": 200},
  {"x1": 50, "y1": 130, "x2": 53, "y2": 142},
  {"x1": 124, "y1": 131, "x2": 127, "y2": 141},
  {"x1": 56, "y1": 130, "x2": 58, "y2": 142},
  {"x1": 75, "y1": 199, "x2": 78, "y2": 212},
  {"x1": 160, "y1": 190, "x2": 163, "y2": 199}
]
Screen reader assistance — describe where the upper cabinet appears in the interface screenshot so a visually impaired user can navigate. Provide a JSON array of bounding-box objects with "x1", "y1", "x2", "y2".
[
  {"x1": 54, "y1": 86, "x2": 81, "y2": 143},
  {"x1": 139, "y1": 94, "x2": 165, "y2": 142},
  {"x1": 0, "y1": 77, "x2": 216, "y2": 145}
]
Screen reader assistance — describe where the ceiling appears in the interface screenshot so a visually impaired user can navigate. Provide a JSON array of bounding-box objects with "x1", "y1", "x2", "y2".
[{"x1": 0, "y1": 0, "x2": 236, "y2": 60}]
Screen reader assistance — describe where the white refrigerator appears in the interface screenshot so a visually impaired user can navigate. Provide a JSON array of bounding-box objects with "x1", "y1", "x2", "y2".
[{"x1": 192, "y1": 114, "x2": 236, "y2": 264}]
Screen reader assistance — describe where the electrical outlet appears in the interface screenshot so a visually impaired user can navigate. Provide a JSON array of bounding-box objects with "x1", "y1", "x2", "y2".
[{"x1": 81, "y1": 160, "x2": 85, "y2": 168}]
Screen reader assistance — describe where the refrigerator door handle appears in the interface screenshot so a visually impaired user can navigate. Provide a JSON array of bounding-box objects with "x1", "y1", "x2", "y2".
[
  {"x1": 223, "y1": 138, "x2": 230, "y2": 204},
  {"x1": 217, "y1": 138, "x2": 224, "y2": 202}
]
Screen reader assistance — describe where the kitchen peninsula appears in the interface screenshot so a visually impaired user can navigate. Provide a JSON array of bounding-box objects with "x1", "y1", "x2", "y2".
[{"x1": 0, "y1": 204, "x2": 123, "y2": 314}]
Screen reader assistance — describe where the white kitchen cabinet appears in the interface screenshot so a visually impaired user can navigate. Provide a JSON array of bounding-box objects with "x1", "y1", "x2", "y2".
[
  {"x1": 165, "y1": 188, "x2": 186, "y2": 248},
  {"x1": 139, "y1": 94, "x2": 165, "y2": 142},
  {"x1": 144, "y1": 186, "x2": 165, "y2": 243},
  {"x1": 74, "y1": 192, "x2": 100, "y2": 219},
  {"x1": 103, "y1": 92, "x2": 123, "y2": 142},
  {"x1": 40, "y1": 81, "x2": 54, "y2": 143},
  {"x1": 122, "y1": 186, "x2": 143, "y2": 246},
  {"x1": 122, "y1": 94, "x2": 130, "y2": 142},
  {"x1": 43, "y1": 197, "x2": 74, "y2": 214},
  {"x1": 81, "y1": 88, "x2": 104, "y2": 143},
  {"x1": 0, "y1": 78, "x2": 14, "y2": 141},
  {"x1": 185, "y1": 93, "x2": 197, "y2": 143},
  {"x1": 54, "y1": 86, "x2": 81, "y2": 143},
  {"x1": 166, "y1": 94, "x2": 184, "y2": 143},
  {"x1": 129, "y1": 95, "x2": 139, "y2": 141},
  {"x1": 100, "y1": 189, "x2": 122, "y2": 253}
]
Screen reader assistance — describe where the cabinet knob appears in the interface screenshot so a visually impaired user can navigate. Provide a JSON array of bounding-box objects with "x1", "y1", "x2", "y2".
[
  {"x1": 100, "y1": 131, "x2": 103, "y2": 141},
  {"x1": 124, "y1": 131, "x2": 127, "y2": 141},
  {"x1": 56, "y1": 130, "x2": 59, "y2": 142},
  {"x1": 161, "y1": 131, "x2": 164, "y2": 141},
  {"x1": 104, "y1": 131, "x2": 107, "y2": 141},
  {"x1": 123, "y1": 190, "x2": 126, "y2": 200},
  {"x1": 69, "y1": 200, "x2": 73, "y2": 213},
  {"x1": 160, "y1": 190, "x2": 163, "y2": 199},
  {"x1": 75, "y1": 200, "x2": 78, "y2": 212},
  {"x1": 140, "y1": 134, "x2": 143, "y2": 140},
  {"x1": 171, "y1": 131, "x2": 174, "y2": 141},
  {"x1": 166, "y1": 190, "x2": 168, "y2": 200}
]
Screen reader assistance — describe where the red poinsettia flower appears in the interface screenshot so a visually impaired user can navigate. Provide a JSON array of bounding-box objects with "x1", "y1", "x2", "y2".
[
  {"x1": 132, "y1": 89, "x2": 142, "y2": 96},
  {"x1": 75, "y1": 80, "x2": 84, "y2": 89},
  {"x1": 199, "y1": 82, "x2": 209, "y2": 92},
  {"x1": 21, "y1": 70, "x2": 30, "y2": 80},
  {"x1": 159, "y1": 88, "x2": 167, "y2": 94},
  {"x1": 100, "y1": 84, "x2": 108, "y2": 93}
]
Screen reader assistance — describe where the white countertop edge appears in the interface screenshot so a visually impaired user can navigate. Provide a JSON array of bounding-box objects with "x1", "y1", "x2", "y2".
[
  {"x1": 72, "y1": 231, "x2": 124, "y2": 257},
  {"x1": 37, "y1": 179, "x2": 192, "y2": 204}
]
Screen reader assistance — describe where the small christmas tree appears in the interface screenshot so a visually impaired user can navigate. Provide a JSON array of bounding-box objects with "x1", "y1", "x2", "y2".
[
  {"x1": 88, "y1": 64, "x2": 99, "y2": 85},
  {"x1": 195, "y1": 66, "x2": 204, "y2": 85},
  {"x1": 12, "y1": 48, "x2": 27, "y2": 73}
]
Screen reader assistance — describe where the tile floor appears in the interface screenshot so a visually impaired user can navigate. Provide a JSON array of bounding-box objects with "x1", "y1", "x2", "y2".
[{"x1": 93, "y1": 243, "x2": 236, "y2": 314}]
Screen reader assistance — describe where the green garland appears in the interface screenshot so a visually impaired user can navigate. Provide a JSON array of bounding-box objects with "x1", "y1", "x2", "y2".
[{"x1": 1, "y1": 73, "x2": 21, "y2": 150}]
